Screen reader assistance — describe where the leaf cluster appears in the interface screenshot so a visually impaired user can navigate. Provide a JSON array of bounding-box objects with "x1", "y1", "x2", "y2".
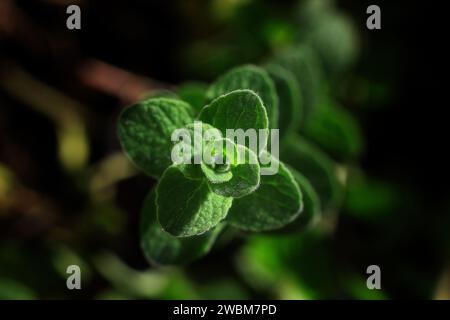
[{"x1": 119, "y1": 47, "x2": 363, "y2": 264}]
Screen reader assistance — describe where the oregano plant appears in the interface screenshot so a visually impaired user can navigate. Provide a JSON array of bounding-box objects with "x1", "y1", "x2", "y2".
[{"x1": 118, "y1": 62, "x2": 353, "y2": 265}]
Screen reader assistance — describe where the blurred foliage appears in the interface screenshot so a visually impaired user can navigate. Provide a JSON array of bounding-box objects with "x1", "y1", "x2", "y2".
[{"x1": 237, "y1": 230, "x2": 340, "y2": 299}]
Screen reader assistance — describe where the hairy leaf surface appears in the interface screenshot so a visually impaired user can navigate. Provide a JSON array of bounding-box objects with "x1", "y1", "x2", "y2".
[
  {"x1": 207, "y1": 143, "x2": 260, "y2": 198},
  {"x1": 206, "y1": 65, "x2": 278, "y2": 127},
  {"x1": 118, "y1": 98, "x2": 194, "y2": 178},
  {"x1": 227, "y1": 152, "x2": 302, "y2": 231},
  {"x1": 156, "y1": 165, "x2": 232, "y2": 237},
  {"x1": 199, "y1": 90, "x2": 268, "y2": 152},
  {"x1": 141, "y1": 190, "x2": 222, "y2": 265}
]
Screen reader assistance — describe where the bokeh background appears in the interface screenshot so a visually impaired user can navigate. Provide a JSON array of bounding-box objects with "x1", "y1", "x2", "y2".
[{"x1": 0, "y1": 0, "x2": 448, "y2": 299}]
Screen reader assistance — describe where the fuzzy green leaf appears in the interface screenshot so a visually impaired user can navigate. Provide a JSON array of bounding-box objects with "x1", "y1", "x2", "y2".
[
  {"x1": 206, "y1": 65, "x2": 279, "y2": 128},
  {"x1": 118, "y1": 98, "x2": 194, "y2": 178},
  {"x1": 201, "y1": 162, "x2": 233, "y2": 184},
  {"x1": 140, "y1": 190, "x2": 222, "y2": 265},
  {"x1": 174, "y1": 122, "x2": 222, "y2": 166},
  {"x1": 175, "y1": 123, "x2": 223, "y2": 180},
  {"x1": 265, "y1": 64, "x2": 303, "y2": 137},
  {"x1": 281, "y1": 134, "x2": 342, "y2": 211},
  {"x1": 199, "y1": 138, "x2": 234, "y2": 184},
  {"x1": 156, "y1": 165, "x2": 233, "y2": 237},
  {"x1": 226, "y1": 152, "x2": 302, "y2": 231},
  {"x1": 207, "y1": 143, "x2": 260, "y2": 198},
  {"x1": 199, "y1": 89, "x2": 269, "y2": 152},
  {"x1": 178, "y1": 163, "x2": 204, "y2": 180}
]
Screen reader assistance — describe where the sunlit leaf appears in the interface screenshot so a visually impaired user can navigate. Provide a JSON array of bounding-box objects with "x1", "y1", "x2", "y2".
[
  {"x1": 156, "y1": 165, "x2": 232, "y2": 237},
  {"x1": 118, "y1": 98, "x2": 194, "y2": 178},
  {"x1": 227, "y1": 152, "x2": 301, "y2": 231},
  {"x1": 206, "y1": 65, "x2": 279, "y2": 128},
  {"x1": 141, "y1": 190, "x2": 223, "y2": 265}
]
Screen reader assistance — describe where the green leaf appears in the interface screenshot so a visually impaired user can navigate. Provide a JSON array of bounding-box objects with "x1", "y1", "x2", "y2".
[
  {"x1": 140, "y1": 189, "x2": 223, "y2": 265},
  {"x1": 156, "y1": 165, "x2": 233, "y2": 237},
  {"x1": 206, "y1": 65, "x2": 279, "y2": 128},
  {"x1": 226, "y1": 152, "x2": 302, "y2": 231},
  {"x1": 173, "y1": 122, "x2": 222, "y2": 168},
  {"x1": 271, "y1": 46, "x2": 323, "y2": 120},
  {"x1": 281, "y1": 134, "x2": 342, "y2": 211},
  {"x1": 118, "y1": 98, "x2": 194, "y2": 178},
  {"x1": 284, "y1": 165, "x2": 321, "y2": 231},
  {"x1": 178, "y1": 82, "x2": 208, "y2": 115},
  {"x1": 201, "y1": 162, "x2": 233, "y2": 184},
  {"x1": 200, "y1": 138, "x2": 234, "y2": 184},
  {"x1": 303, "y1": 102, "x2": 363, "y2": 161},
  {"x1": 178, "y1": 163, "x2": 204, "y2": 180},
  {"x1": 199, "y1": 89, "x2": 269, "y2": 152},
  {"x1": 265, "y1": 64, "x2": 303, "y2": 137},
  {"x1": 175, "y1": 122, "x2": 225, "y2": 181},
  {"x1": 207, "y1": 142, "x2": 260, "y2": 198}
]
